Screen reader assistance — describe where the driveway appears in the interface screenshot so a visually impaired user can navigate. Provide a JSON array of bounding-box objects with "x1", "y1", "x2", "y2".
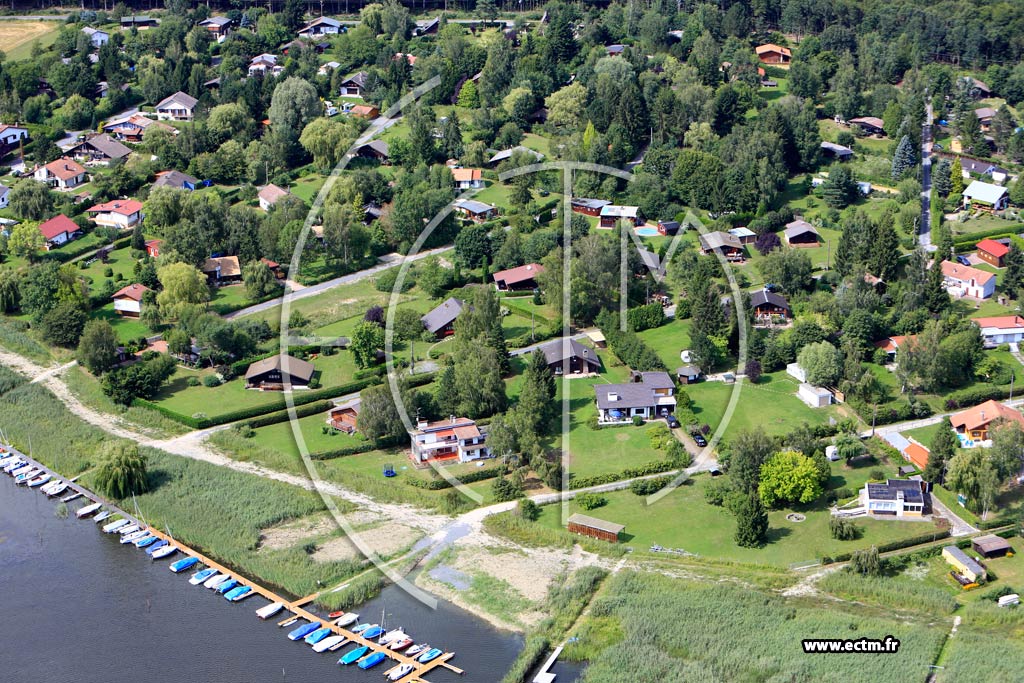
[{"x1": 930, "y1": 492, "x2": 978, "y2": 536}]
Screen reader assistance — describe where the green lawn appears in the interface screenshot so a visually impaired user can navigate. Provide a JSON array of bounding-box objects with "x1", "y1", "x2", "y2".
[
  {"x1": 78, "y1": 246, "x2": 140, "y2": 293},
  {"x1": 209, "y1": 283, "x2": 261, "y2": 314},
  {"x1": 636, "y1": 319, "x2": 692, "y2": 370},
  {"x1": 536, "y1": 472, "x2": 941, "y2": 566},
  {"x1": 289, "y1": 173, "x2": 327, "y2": 203},
  {"x1": 91, "y1": 304, "x2": 151, "y2": 343},
  {"x1": 903, "y1": 422, "x2": 943, "y2": 449}
]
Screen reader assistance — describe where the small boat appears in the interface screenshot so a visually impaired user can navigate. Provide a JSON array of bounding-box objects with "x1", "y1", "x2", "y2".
[
  {"x1": 15, "y1": 467, "x2": 41, "y2": 483},
  {"x1": 351, "y1": 623, "x2": 372, "y2": 634},
  {"x1": 363, "y1": 625, "x2": 385, "y2": 640},
  {"x1": 328, "y1": 610, "x2": 346, "y2": 619},
  {"x1": 203, "y1": 573, "x2": 231, "y2": 589},
  {"x1": 287, "y1": 622, "x2": 320, "y2": 641},
  {"x1": 77, "y1": 502, "x2": 103, "y2": 519},
  {"x1": 216, "y1": 578, "x2": 239, "y2": 594},
  {"x1": 118, "y1": 524, "x2": 141, "y2": 536},
  {"x1": 380, "y1": 629, "x2": 406, "y2": 645},
  {"x1": 333, "y1": 612, "x2": 359, "y2": 627},
  {"x1": 45, "y1": 482, "x2": 68, "y2": 497},
  {"x1": 27, "y1": 474, "x2": 52, "y2": 487},
  {"x1": 338, "y1": 645, "x2": 369, "y2": 665},
  {"x1": 389, "y1": 636, "x2": 413, "y2": 651},
  {"x1": 134, "y1": 535, "x2": 157, "y2": 548},
  {"x1": 417, "y1": 648, "x2": 443, "y2": 663},
  {"x1": 93, "y1": 510, "x2": 112, "y2": 523},
  {"x1": 224, "y1": 585, "x2": 250, "y2": 601},
  {"x1": 151, "y1": 544, "x2": 177, "y2": 560},
  {"x1": 120, "y1": 530, "x2": 150, "y2": 544},
  {"x1": 190, "y1": 568, "x2": 218, "y2": 585},
  {"x1": 230, "y1": 587, "x2": 253, "y2": 602},
  {"x1": 256, "y1": 602, "x2": 285, "y2": 619},
  {"x1": 9, "y1": 464, "x2": 34, "y2": 478},
  {"x1": 103, "y1": 519, "x2": 130, "y2": 533},
  {"x1": 387, "y1": 663, "x2": 415, "y2": 681},
  {"x1": 406, "y1": 643, "x2": 429, "y2": 657},
  {"x1": 170, "y1": 557, "x2": 198, "y2": 573},
  {"x1": 304, "y1": 626, "x2": 333, "y2": 645},
  {"x1": 145, "y1": 540, "x2": 168, "y2": 555},
  {"x1": 40, "y1": 480, "x2": 60, "y2": 494},
  {"x1": 61, "y1": 492, "x2": 82, "y2": 503},
  {"x1": 357, "y1": 651, "x2": 386, "y2": 670},
  {"x1": 2, "y1": 461, "x2": 25, "y2": 474},
  {"x1": 312, "y1": 635, "x2": 346, "y2": 653}
]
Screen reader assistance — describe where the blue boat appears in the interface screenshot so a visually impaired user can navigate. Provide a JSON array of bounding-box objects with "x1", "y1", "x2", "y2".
[
  {"x1": 227, "y1": 586, "x2": 252, "y2": 602},
  {"x1": 304, "y1": 626, "x2": 333, "y2": 644},
  {"x1": 189, "y1": 568, "x2": 217, "y2": 585},
  {"x1": 135, "y1": 535, "x2": 157, "y2": 548},
  {"x1": 351, "y1": 623, "x2": 372, "y2": 634},
  {"x1": 145, "y1": 540, "x2": 168, "y2": 555},
  {"x1": 224, "y1": 585, "x2": 250, "y2": 601},
  {"x1": 288, "y1": 622, "x2": 320, "y2": 641},
  {"x1": 338, "y1": 645, "x2": 369, "y2": 665},
  {"x1": 357, "y1": 651, "x2": 386, "y2": 670},
  {"x1": 216, "y1": 578, "x2": 239, "y2": 594},
  {"x1": 170, "y1": 557, "x2": 198, "y2": 573},
  {"x1": 363, "y1": 626, "x2": 384, "y2": 639},
  {"x1": 418, "y1": 648, "x2": 443, "y2": 663}
]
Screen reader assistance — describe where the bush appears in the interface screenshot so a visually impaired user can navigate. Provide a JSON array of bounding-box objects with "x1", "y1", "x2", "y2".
[
  {"x1": 517, "y1": 498, "x2": 541, "y2": 521},
  {"x1": 829, "y1": 516, "x2": 861, "y2": 540},
  {"x1": 575, "y1": 492, "x2": 607, "y2": 510},
  {"x1": 869, "y1": 469, "x2": 884, "y2": 481},
  {"x1": 632, "y1": 415, "x2": 645, "y2": 427},
  {"x1": 666, "y1": 440, "x2": 690, "y2": 467},
  {"x1": 627, "y1": 303, "x2": 666, "y2": 332},
  {"x1": 629, "y1": 475, "x2": 675, "y2": 496},
  {"x1": 185, "y1": 375, "x2": 201, "y2": 387},
  {"x1": 203, "y1": 375, "x2": 221, "y2": 387},
  {"x1": 704, "y1": 477, "x2": 733, "y2": 506}
]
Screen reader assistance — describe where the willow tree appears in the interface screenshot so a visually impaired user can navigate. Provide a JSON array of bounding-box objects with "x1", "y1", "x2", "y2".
[{"x1": 94, "y1": 441, "x2": 149, "y2": 499}]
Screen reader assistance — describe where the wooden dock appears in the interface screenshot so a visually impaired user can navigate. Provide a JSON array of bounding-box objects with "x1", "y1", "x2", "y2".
[{"x1": 2, "y1": 445, "x2": 464, "y2": 682}]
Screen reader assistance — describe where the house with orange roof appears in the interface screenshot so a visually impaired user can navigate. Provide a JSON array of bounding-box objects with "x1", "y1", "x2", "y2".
[
  {"x1": 451, "y1": 167, "x2": 484, "y2": 190},
  {"x1": 971, "y1": 315, "x2": 1024, "y2": 348},
  {"x1": 410, "y1": 416, "x2": 490, "y2": 463},
  {"x1": 904, "y1": 440, "x2": 930, "y2": 470},
  {"x1": 975, "y1": 238, "x2": 1009, "y2": 267},
  {"x1": 37, "y1": 214, "x2": 82, "y2": 249},
  {"x1": 755, "y1": 43, "x2": 791, "y2": 65},
  {"x1": 112, "y1": 283, "x2": 151, "y2": 317},
  {"x1": 873, "y1": 335, "x2": 916, "y2": 361},
  {"x1": 87, "y1": 199, "x2": 144, "y2": 229},
  {"x1": 34, "y1": 158, "x2": 87, "y2": 189},
  {"x1": 949, "y1": 400, "x2": 1024, "y2": 443},
  {"x1": 940, "y1": 260, "x2": 995, "y2": 299}
]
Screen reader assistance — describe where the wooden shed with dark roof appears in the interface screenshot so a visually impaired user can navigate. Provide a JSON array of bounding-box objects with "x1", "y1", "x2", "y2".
[
  {"x1": 244, "y1": 353, "x2": 315, "y2": 390},
  {"x1": 972, "y1": 534, "x2": 1012, "y2": 559}
]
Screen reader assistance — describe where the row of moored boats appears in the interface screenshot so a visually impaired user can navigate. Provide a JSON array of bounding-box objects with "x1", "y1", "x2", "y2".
[{"x1": 2, "y1": 452, "x2": 447, "y2": 681}]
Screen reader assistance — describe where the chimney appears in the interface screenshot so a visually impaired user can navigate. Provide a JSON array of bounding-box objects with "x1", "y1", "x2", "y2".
[
  {"x1": 980, "y1": 410, "x2": 986, "y2": 421},
  {"x1": 450, "y1": 415, "x2": 456, "y2": 424}
]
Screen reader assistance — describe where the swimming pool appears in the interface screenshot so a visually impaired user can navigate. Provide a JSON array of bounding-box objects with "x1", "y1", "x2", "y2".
[{"x1": 635, "y1": 226, "x2": 660, "y2": 237}]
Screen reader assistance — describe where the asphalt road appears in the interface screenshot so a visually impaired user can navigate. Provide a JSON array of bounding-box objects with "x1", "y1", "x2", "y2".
[{"x1": 919, "y1": 101, "x2": 934, "y2": 250}]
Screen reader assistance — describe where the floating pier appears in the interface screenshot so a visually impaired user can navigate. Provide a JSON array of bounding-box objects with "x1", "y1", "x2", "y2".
[{"x1": 2, "y1": 445, "x2": 464, "y2": 682}]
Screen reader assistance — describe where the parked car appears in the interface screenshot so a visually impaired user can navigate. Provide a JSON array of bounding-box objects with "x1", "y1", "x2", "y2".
[
  {"x1": 956, "y1": 255, "x2": 971, "y2": 266},
  {"x1": 692, "y1": 433, "x2": 707, "y2": 447},
  {"x1": 666, "y1": 415, "x2": 680, "y2": 429}
]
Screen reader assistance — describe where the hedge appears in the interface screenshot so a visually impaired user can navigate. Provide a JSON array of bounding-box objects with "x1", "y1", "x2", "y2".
[
  {"x1": 405, "y1": 465, "x2": 504, "y2": 489},
  {"x1": 244, "y1": 399, "x2": 333, "y2": 428},
  {"x1": 943, "y1": 384, "x2": 1013, "y2": 410},
  {"x1": 53, "y1": 235, "x2": 133, "y2": 264},
  {"x1": 627, "y1": 303, "x2": 666, "y2": 332},
  {"x1": 847, "y1": 397, "x2": 932, "y2": 425},
  {"x1": 828, "y1": 528, "x2": 952, "y2": 563},
  {"x1": 953, "y1": 226, "x2": 1023, "y2": 251},
  {"x1": 566, "y1": 460, "x2": 677, "y2": 490},
  {"x1": 309, "y1": 442, "x2": 378, "y2": 460}
]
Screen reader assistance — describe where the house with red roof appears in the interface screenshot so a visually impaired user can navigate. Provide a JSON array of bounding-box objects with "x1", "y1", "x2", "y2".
[
  {"x1": 34, "y1": 158, "x2": 87, "y2": 190},
  {"x1": 873, "y1": 335, "x2": 916, "y2": 361},
  {"x1": 451, "y1": 167, "x2": 484, "y2": 190},
  {"x1": 940, "y1": 260, "x2": 995, "y2": 299},
  {"x1": 971, "y1": 315, "x2": 1024, "y2": 348},
  {"x1": 950, "y1": 399, "x2": 1024, "y2": 443},
  {"x1": 37, "y1": 215, "x2": 81, "y2": 250},
  {"x1": 493, "y1": 263, "x2": 544, "y2": 291},
  {"x1": 975, "y1": 238, "x2": 1009, "y2": 268},
  {"x1": 755, "y1": 43, "x2": 791, "y2": 65},
  {"x1": 112, "y1": 283, "x2": 151, "y2": 317},
  {"x1": 145, "y1": 239, "x2": 162, "y2": 258},
  {"x1": 87, "y1": 199, "x2": 144, "y2": 229}
]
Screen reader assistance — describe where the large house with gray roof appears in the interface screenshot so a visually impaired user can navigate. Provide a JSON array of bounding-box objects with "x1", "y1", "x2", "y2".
[
  {"x1": 537, "y1": 338, "x2": 601, "y2": 376},
  {"x1": 595, "y1": 371, "x2": 676, "y2": 424}
]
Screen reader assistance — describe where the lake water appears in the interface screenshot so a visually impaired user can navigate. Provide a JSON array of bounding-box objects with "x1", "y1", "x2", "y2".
[{"x1": 0, "y1": 477, "x2": 526, "y2": 683}]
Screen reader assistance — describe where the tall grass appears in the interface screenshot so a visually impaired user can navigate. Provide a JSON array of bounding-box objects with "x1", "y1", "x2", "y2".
[
  {"x1": 0, "y1": 318, "x2": 52, "y2": 362},
  {"x1": 574, "y1": 572, "x2": 946, "y2": 683},
  {"x1": 0, "y1": 383, "x2": 101, "y2": 475},
  {"x1": 63, "y1": 366, "x2": 189, "y2": 437},
  {"x1": 0, "y1": 364, "x2": 26, "y2": 396},
  {"x1": 314, "y1": 572, "x2": 386, "y2": 611},
  {"x1": 818, "y1": 570, "x2": 959, "y2": 615},
  {"x1": 940, "y1": 631, "x2": 1024, "y2": 681},
  {"x1": 483, "y1": 511, "x2": 627, "y2": 557}
]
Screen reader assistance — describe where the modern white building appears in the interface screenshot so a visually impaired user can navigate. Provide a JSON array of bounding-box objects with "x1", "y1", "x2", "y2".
[
  {"x1": 940, "y1": 260, "x2": 996, "y2": 299},
  {"x1": 972, "y1": 315, "x2": 1024, "y2": 347},
  {"x1": 86, "y1": 200, "x2": 144, "y2": 229}
]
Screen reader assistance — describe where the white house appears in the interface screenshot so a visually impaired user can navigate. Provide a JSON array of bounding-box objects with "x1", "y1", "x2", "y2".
[
  {"x1": 154, "y1": 91, "x2": 198, "y2": 121},
  {"x1": 972, "y1": 315, "x2": 1024, "y2": 348},
  {"x1": 962, "y1": 180, "x2": 1010, "y2": 211},
  {"x1": 0, "y1": 184, "x2": 8, "y2": 210},
  {"x1": 940, "y1": 260, "x2": 996, "y2": 299},
  {"x1": 37, "y1": 214, "x2": 81, "y2": 249},
  {"x1": 594, "y1": 371, "x2": 676, "y2": 424},
  {"x1": 34, "y1": 158, "x2": 87, "y2": 189},
  {"x1": 861, "y1": 479, "x2": 926, "y2": 517},
  {"x1": 798, "y1": 383, "x2": 833, "y2": 408},
  {"x1": 298, "y1": 17, "x2": 342, "y2": 36},
  {"x1": 0, "y1": 124, "x2": 29, "y2": 155},
  {"x1": 451, "y1": 167, "x2": 484, "y2": 190},
  {"x1": 86, "y1": 199, "x2": 144, "y2": 229},
  {"x1": 258, "y1": 184, "x2": 290, "y2": 211},
  {"x1": 112, "y1": 283, "x2": 151, "y2": 317},
  {"x1": 339, "y1": 71, "x2": 368, "y2": 97},
  {"x1": 81, "y1": 26, "x2": 109, "y2": 47},
  {"x1": 248, "y1": 53, "x2": 282, "y2": 77},
  {"x1": 410, "y1": 416, "x2": 491, "y2": 463}
]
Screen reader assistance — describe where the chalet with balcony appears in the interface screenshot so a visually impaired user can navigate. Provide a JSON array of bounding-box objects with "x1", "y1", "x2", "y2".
[
  {"x1": 594, "y1": 371, "x2": 676, "y2": 424},
  {"x1": 35, "y1": 158, "x2": 87, "y2": 189},
  {"x1": 326, "y1": 397, "x2": 361, "y2": 434},
  {"x1": 112, "y1": 283, "x2": 151, "y2": 317},
  {"x1": 155, "y1": 91, "x2": 198, "y2": 122},
  {"x1": 537, "y1": 338, "x2": 600, "y2": 376},
  {"x1": 422, "y1": 297, "x2": 466, "y2": 338},
  {"x1": 0, "y1": 124, "x2": 29, "y2": 156},
  {"x1": 244, "y1": 353, "x2": 315, "y2": 390},
  {"x1": 410, "y1": 416, "x2": 490, "y2": 463},
  {"x1": 87, "y1": 199, "x2": 144, "y2": 229},
  {"x1": 698, "y1": 231, "x2": 744, "y2": 260},
  {"x1": 755, "y1": 43, "x2": 791, "y2": 65}
]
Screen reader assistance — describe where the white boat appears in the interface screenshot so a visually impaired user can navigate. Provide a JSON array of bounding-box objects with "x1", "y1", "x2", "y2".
[
  {"x1": 334, "y1": 612, "x2": 359, "y2": 627},
  {"x1": 380, "y1": 629, "x2": 406, "y2": 645},
  {"x1": 256, "y1": 602, "x2": 285, "y2": 619},
  {"x1": 203, "y1": 573, "x2": 230, "y2": 589},
  {"x1": 93, "y1": 510, "x2": 112, "y2": 523},
  {"x1": 45, "y1": 482, "x2": 68, "y2": 497},
  {"x1": 151, "y1": 544, "x2": 177, "y2": 560},
  {"x1": 387, "y1": 663, "x2": 414, "y2": 681},
  {"x1": 40, "y1": 480, "x2": 61, "y2": 494},
  {"x1": 76, "y1": 502, "x2": 103, "y2": 519},
  {"x1": 61, "y1": 492, "x2": 82, "y2": 503},
  {"x1": 189, "y1": 568, "x2": 218, "y2": 586},
  {"x1": 311, "y1": 635, "x2": 346, "y2": 653},
  {"x1": 118, "y1": 524, "x2": 141, "y2": 536},
  {"x1": 120, "y1": 530, "x2": 150, "y2": 544},
  {"x1": 102, "y1": 519, "x2": 130, "y2": 533},
  {"x1": 3, "y1": 460, "x2": 26, "y2": 474},
  {"x1": 27, "y1": 474, "x2": 52, "y2": 488},
  {"x1": 14, "y1": 467, "x2": 40, "y2": 482}
]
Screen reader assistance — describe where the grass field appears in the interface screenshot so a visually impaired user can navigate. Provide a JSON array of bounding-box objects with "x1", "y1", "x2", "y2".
[
  {"x1": 92, "y1": 304, "x2": 152, "y2": 342},
  {"x1": 0, "y1": 21, "x2": 61, "y2": 61},
  {"x1": 536, "y1": 467, "x2": 936, "y2": 566}
]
